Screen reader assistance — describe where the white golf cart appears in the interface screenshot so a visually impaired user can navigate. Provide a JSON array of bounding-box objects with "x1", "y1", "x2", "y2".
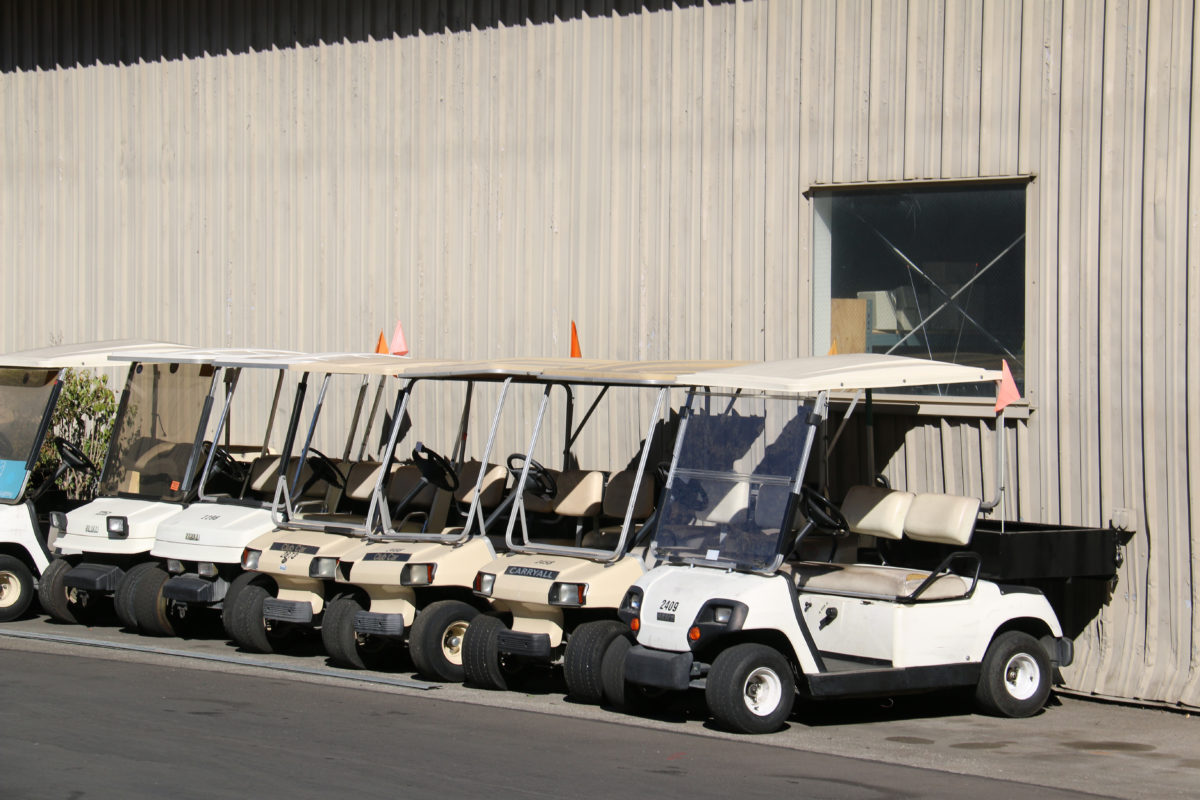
[
  {"x1": 226, "y1": 355, "x2": 465, "y2": 655},
  {"x1": 0, "y1": 340, "x2": 186, "y2": 622},
  {"x1": 461, "y1": 359, "x2": 736, "y2": 700},
  {"x1": 615, "y1": 355, "x2": 1076, "y2": 734},
  {"x1": 38, "y1": 346, "x2": 288, "y2": 627}
]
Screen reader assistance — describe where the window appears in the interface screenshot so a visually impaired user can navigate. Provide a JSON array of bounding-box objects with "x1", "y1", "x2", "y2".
[{"x1": 811, "y1": 182, "x2": 1027, "y2": 397}]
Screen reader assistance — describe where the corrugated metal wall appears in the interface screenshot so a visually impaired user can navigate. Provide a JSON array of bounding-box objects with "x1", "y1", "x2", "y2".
[{"x1": 2, "y1": 0, "x2": 1196, "y2": 708}]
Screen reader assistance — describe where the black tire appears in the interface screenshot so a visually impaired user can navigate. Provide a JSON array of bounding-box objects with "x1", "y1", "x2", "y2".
[
  {"x1": 0, "y1": 555, "x2": 35, "y2": 622},
  {"x1": 37, "y1": 557, "x2": 80, "y2": 624},
  {"x1": 132, "y1": 564, "x2": 176, "y2": 637},
  {"x1": 563, "y1": 620, "x2": 627, "y2": 703},
  {"x1": 706, "y1": 643, "x2": 796, "y2": 734},
  {"x1": 409, "y1": 599, "x2": 479, "y2": 682},
  {"x1": 974, "y1": 631, "x2": 1052, "y2": 718},
  {"x1": 113, "y1": 561, "x2": 159, "y2": 631},
  {"x1": 599, "y1": 632, "x2": 664, "y2": 712},
  {"x1": 461, "y1": 614, "x2": 511, "y2": 690},
  {"x1": 221, "y1": 571, "x2": 258, "y2": 640},
  {"x1": 229, "y1": 581, "x2": 295, "y2": 654},
  {"x1": 321, "y1": 593, "x2": 393, "y2": 670}
]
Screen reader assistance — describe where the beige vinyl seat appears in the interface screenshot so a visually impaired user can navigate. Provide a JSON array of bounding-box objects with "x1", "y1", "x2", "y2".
[
  {"x1": 792, "y1": 488, "x2": 981, "y2": 602},
  {"x1": 581, "y1": 469, "x2": 658, "y2": 555},
  {"x1": 523, "y1": 469, "x2": 605, "y2": 547}
]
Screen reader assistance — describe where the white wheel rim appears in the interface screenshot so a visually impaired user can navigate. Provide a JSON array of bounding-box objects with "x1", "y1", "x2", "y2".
[
  {"x1": 1002, "y1": 653, "x2": 1041, "y2": 700},
  {"x1": 0, "y1": 572, "x2": 17, "y2": 608},
  {"x1": 442, "y1": 621, "x2": 469, "y2": 666},
  {"x1": 742, "y1": 666, "x2": 783, "y2": 716}
]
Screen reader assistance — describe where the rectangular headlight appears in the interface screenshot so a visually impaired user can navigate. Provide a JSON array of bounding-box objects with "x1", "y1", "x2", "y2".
[
  {"x1": 106, "y1": 515, "x2": 129, "y2": 539},
  {"x1": 400, "y1": 563, "x2": 435, "y2": 586},
  {"x1": 166, "y1": 559, "x2": 185, "y2": 574},
  {"x1": 713, "y1": 606, "x2": 732, "y2": 624},
  {"x1": 548, "y1": 582, "x2": 587, "y2": 607},
  {"x1": 49, "y1": 511, "x2": 67, "y2": 532},
  {"x1": 473, "y1": 571, "x2": 495, "y2": 597},
  {"x1": 309, "y1": 557, "x2": 337, "y2": 579},
  {"x1": 241, "y1": 548, "x2": 261, "y2": 570},
  {"x1": 197, "y1": 562, "x2": 219, "y2": 578}
]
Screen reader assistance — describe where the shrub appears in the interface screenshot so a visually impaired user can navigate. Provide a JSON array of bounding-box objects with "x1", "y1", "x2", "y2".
[{"x1": 35, "y1": 368, "x2": 117, "y2": 500}]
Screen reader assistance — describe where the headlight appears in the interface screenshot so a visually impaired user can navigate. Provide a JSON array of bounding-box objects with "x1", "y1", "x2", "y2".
[
  {"x1": 618, "y1": 586, "x2": 644, "y2": 628},
  {"x1": 166, "y1": 559, "x2": 184, "y2": 574},
  {"x1": 197, "y1": 562, "x2": 219, "y2": 579},
  {"x1": 309, "y1": 557, "x2": 338, "y2": 579},
  {"x1": 548, "y1": 582, "x2": 587, "y2": 607},
  {"x1": 241, "y1": 548, "x2": 261, "y2": 570},
  {"x1": 49, "y1": 511, "x2": 67, "y2": 532},
  {"x1": 473, "y1": 571, "x2": 495, "y2": 597},
  {"x1": 106, "y1": 516, "x2": 129, "y2": 539},
  {"x1": 713, "y1": 606, "x2": 733, "y2": 624},
  {"x1": 400, "y1": 563, "x2": 436, "y2": 586}
]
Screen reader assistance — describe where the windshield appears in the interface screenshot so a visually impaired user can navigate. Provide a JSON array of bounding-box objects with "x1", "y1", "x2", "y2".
[
  {"x1": 650, "y1": 392, "x2": 819, "y2": 572},
  {"x1": 0, "y1": 368, "x2": 58, "y2": 501},
  {"x1": 99, "y1": 362, "x2": 215, "y2": 501}
]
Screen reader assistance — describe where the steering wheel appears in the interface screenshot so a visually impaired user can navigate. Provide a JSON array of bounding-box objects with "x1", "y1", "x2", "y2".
[
  {"x1": 204, "y1": 441, "x2": 247, "y2": 482},
  {"x1": 800, "y1": 485, "x2": 849, "y2": 534},
  {"x1": 672, "y1": 478, "x2": 709, "y2": 512},
  {"x1": 506, "y1": 453, "x2": 557, "y2": 501},
  {"x1": 55, "y1": 437, "x2": 98, "y2": 474},
  {"x1": 304, "y1": 448, "x2": 346, "y2": 491},
  {"x1": 413, "y1": 442, "x2": 459, "y2": 491}
]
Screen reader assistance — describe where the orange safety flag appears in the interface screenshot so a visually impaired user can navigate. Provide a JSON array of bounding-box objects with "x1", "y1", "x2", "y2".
[
  {"x1": 375, "y1": 331, "x2": 389, "y2": 354},
  {"x1": 570, "y1": 321, "x2": 582, "y2": 358},
  {"x1": 994, "y1": 359, "x2": 1021, "y2": 413},
  {"x1": 390, "y1": 321, "x2": 410, "y2": 356}
]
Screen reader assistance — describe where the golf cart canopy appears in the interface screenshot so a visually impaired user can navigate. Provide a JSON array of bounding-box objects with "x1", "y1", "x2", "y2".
[
  {"x1": 1, "y1": 339, "x2": 190, "y2": 369},
  {"x1": 680, "y1": 354, "x2": 1000, "y2": 394},
  {"x1": 429, "y1": 358, "x2": 749, "y2": 387}
]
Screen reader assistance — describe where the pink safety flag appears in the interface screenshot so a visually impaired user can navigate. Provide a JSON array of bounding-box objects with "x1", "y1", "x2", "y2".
[
  {"x1": 390, "y1": 321, "x2": 410, "y2": 356},
  {"x1": 994, "y1": 359, "x2": 1021, "y2": 413}
]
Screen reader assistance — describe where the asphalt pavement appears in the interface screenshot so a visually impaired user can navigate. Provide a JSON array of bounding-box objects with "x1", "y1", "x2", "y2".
[{"x1": 0, "y1": 613, "x2": 1195, "y2": 799}]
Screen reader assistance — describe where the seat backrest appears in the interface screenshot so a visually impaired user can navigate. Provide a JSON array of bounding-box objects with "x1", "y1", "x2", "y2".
[
  {"x1": 247, "y1": 454, "x2": 283, "y2": 495},
  {"x1": 903, "y1": 492, "x2": 980, "y2": 546},
  {"x1": 701, "y1": 480, "x2": 750, "y2": 525},
  {"x1": 386, "y1": 464, "x2": 435, "y2": 509},
  {"x1": 519, "y1": 468, "x2": 563, "y2": 515},
  {"x1": 841, "y1": 485, "x2": 914, "y2": 541},
  {"x1": 342, "y1": 461, "x2": 384, "y2": 503},
  {"x1": 602, "y1": 470, "x2": 655, "y2": 520},
  {"x1": 553, "y1": 470, "x2": 605, "y2": 517},
  {"x1": 454, "y1": 460, "x2": 507, "y2": 509}
]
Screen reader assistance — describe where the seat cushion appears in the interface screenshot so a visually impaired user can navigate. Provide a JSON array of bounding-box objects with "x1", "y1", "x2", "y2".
[
  {"x1": 841, "y1": 485, "x2": 914, "y2": 541},
  {"x1": 903, "y1": 493, "x2": 980, "y2": 546},
  {"x1": 792, "y1": 561, "x2": 967, "y2": 601}
]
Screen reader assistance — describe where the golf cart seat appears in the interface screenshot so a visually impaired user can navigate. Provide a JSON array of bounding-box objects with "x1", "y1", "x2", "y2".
[
  {"x1": 245, "y1": 455, "x2": 316, "y2": 499},
  {"x1": 580, "y1": 470, "x2": 658, "y2": 552},
  {"x1": 791, "y1": 489, "x2": 980, "y2": 602},
  {"x1": 455, "y1": 460, "x2": 508, "y2": 510},
  {"x1": 520, "y1": 467, "x2": 564, "y2": 515}
]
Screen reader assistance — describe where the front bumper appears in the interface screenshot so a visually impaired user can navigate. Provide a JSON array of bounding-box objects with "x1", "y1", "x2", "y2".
[
  {"x1": 63, "y1": 563, "x2": 124, "y2": 593},
  {"x1": 496, "y1": 629, "x2": 553, "y2": 659},
  {"x1": 353, "y1": 611, "x2": 405, "y2": 638},
  {"x1": 263, "y1": 597, "x2": 315, "y2": 624},
  {"x1": 625, "y1": 645, "x2": 693, "y2": 691},
  {"x1": 162, "y1": 575, "x2": 228, "y2": 604}
]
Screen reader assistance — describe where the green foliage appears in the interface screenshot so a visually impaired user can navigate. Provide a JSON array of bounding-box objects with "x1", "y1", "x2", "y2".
[{"x1": 35, "y1": 368, "x2": 117, "y2": 500}]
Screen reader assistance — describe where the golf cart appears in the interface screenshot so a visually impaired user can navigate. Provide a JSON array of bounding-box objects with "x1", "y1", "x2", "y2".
[
  {"x1": 225, "y1": 355, "x2": 463, "y2": 655},
  {"x1": 461, "y1": 359, "x2": 737, "y2": 700},
  {"x1": 0, "y1": 340, "x2": 186, "y2": 622},
  {"x1": 614, "y1": 355, "x2": 1077, "y2": 733},
  {"x1": 38, "y1": 346, "x2": 290, "y2": 627}
]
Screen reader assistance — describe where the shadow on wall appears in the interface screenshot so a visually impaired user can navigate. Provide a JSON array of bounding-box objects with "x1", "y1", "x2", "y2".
[{"x1": 1, "y1": 0, "x2": 731, "y2": 73}]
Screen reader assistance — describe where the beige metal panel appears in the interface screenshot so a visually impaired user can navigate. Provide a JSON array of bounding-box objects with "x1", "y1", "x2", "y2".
[
  {"x1": 832, "y1": 0, "x2": 872, "y2": 183},
  {"x1": 979, "y1": 0, "x2": 1023, "y2": 176},
  {"x1": 868, "y1": 0, "x2": 907, "y2": 180},
  {"x1": 905, "y1": 0, "x2": 945, "y2": 178},
  {"x1": 941, "y1": 0, "x2": 983, "y2": 177}
]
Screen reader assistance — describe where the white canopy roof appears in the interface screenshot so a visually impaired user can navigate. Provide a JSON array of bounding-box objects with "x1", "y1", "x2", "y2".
[
  {"x1": 212, "y1": 351, "x2": 434, "y2": 376},
  {"x1": 0, "y1": 339, "x2": 190, "y2": 369},
  {"x1": 421, "y1": 358, "x2": 746, "y2": 386},
  {"x1": 681, "y1": 354, "x2": 1002, "y2": 393}
]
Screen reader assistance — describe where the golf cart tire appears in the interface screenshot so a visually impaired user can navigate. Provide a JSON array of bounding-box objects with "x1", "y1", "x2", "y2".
[
  {"x1": 599, "y1": 632, "x2": 662, "y2": 713},
  {"x1": 564, "y1": 619, "x2": 628, "y2": 704},
  {"x1": 37, "y1": 557, "x2": 80, "y2": 624},
  {"x1": 0, "y1": 555, "x2": 34, "y2": 622},
  {"x1": 221, "y1": 571, "x2": 259, "y2": 640},
  {"x1": 321, "y1": 593, "x2": 392, "y2": 670},
  {"x1": 132, "y1": 564, "x2": 176, "y2": 637},
  {"x1": 462, "y1": 614, "x2": 511, "y2": 690},
  {"x1": 230, "y1": 581, "x2": 292, "y2": 654},
  {"x1": 114, "y1": 561, "x2": 159, "y2": 631},
  {"x1": 975, "y1": 630, "x2": 1052, "y2": 718},
  {"x1": 409, "y1": 599, "x2": 479, "y2": 682},
  {"x1": 706, "y1": 643, "x2": 796, "y2": 734}
]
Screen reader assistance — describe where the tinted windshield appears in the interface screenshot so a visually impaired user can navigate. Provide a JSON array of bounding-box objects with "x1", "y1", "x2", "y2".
[
  {"x1": 651, "y1": 392, "x2": 818, "y2": 572},
  {"x1": 99, "y1": 362, "x2": 215, "y2": 501},
  {"x1": 0, "y1": 368, "x2": 58, "y2": 501}
]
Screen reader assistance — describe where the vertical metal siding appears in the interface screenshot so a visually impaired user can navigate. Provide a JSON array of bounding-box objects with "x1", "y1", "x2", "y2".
[{"x1": 1, "y1": 0, "x2": 1197, "y2": 709}]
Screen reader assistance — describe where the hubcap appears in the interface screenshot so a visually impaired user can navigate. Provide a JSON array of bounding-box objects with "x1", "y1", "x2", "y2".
[
  {"x1": 442, "y1": 621, "x2": 469, "y2": 665},
  {"x1": 1002, "y1": 653, "x2": 1041, "y2": 700},
  {"x1": 742, "y1": 666, "x2": 783, "y2": 717},
  {"x1": 0, "y1": 572, "x2": 17, "y2": 608}
]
